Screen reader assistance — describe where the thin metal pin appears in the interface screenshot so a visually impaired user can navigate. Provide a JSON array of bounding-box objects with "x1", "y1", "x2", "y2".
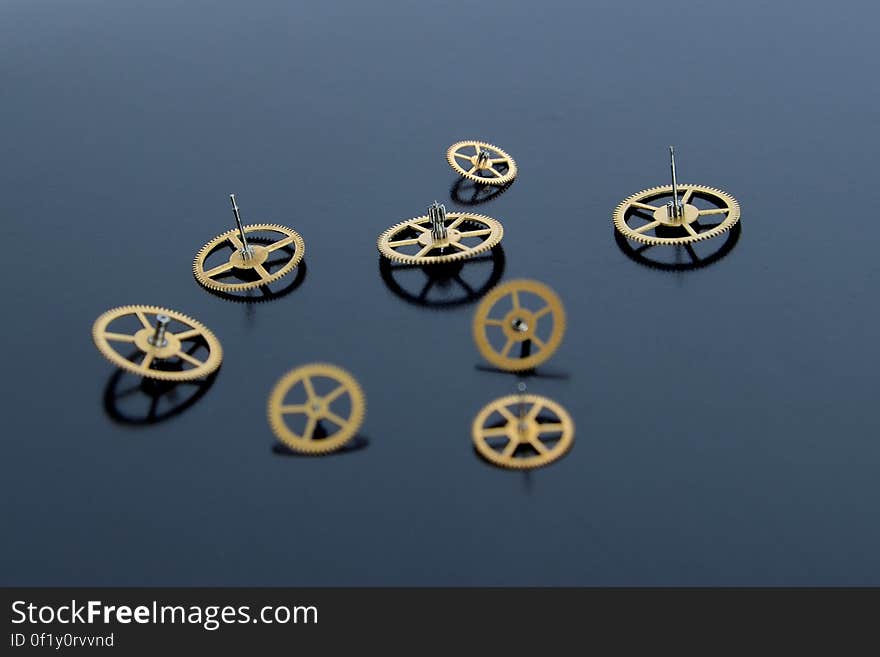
[
  {"x1": 669, "y1": 146, "x2": 681, "y2": 217},
  {"x1": 149, "y1": 314, "x2": 170, "y2": 348},
  {"x1": 516, "y1": 381, "x2": 528, "y2": 433},
  {"x1": 229, "y1": 194, "x2": 253, "y2": 258}
]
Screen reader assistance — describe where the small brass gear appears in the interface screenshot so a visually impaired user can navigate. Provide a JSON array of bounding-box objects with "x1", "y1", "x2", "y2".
[
  {"x1": 267, "y1": 363, "x2": 366, "y2": 454},
  {"x1": 613, "y1": 184, "x2": 740, "y2": 246},
  {"x1": 92, "y1": 305, "x2": 223, "y2": 381},
  {"x1": 193, "y1": 223, "x2": 305, "y2": 292},
  {"x1": 473, "y1": 279, "x2": 566, "y2": 372},
  {"x1": 472, "y1": 393, "x2": 574, "y2": 469},
  {"x1": 446, "y1": 140, "x2": 517, "y2": 186},
  {"x1": 377, "y1": 211, "x2": 503, "y2": 265}
]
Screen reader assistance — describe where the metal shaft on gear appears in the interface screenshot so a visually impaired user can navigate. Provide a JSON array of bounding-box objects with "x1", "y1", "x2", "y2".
[
  {"x1": 229, "y1": 194, "x2": 254, "y2": 259},
  {"x1": 149, "y1": 314, "x2": 170, "y2": 348},
  {"x1": 429, "y1": 201, "x2": 448, "y2": 241},
  {"x1": 476, "y1": 149, "x2": 490, "y2": 170},
  {"x1": 667, "y1": 146, "x2": 683, "y2": 219}
]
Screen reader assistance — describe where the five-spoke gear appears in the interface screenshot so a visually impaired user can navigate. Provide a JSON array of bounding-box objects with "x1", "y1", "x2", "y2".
[{"x1": 446, "y1": 140, "x2": 517, "y2": 186}]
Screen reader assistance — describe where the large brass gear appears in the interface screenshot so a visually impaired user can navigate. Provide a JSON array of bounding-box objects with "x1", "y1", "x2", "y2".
[
  {"x1": 92, "y1": 305, "x2": 223, "y2": 382},
  {"x1": 613, "y1": 184, "x2": 740, "y2": 246},
  {"x1": 267, "y1": 363, "x2": 366, "y2": 454},
  {"x1": 473, "y1": 279, "x2": 566, "y2": 372},
  {"x1": 377, "y1": 211, "x2": 503, "y2": 265},
  {"x1": 472, "y1": 393, "x2": 574, "y2": 469},
  {"x1": 446, "y1": 140, "x2": 517, "y2": 186},
  {"x1": 193, "y1": 223, "x2": 305, "y2": 292}
]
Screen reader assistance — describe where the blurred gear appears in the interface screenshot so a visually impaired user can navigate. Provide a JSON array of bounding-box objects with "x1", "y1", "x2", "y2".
[
  {"x1": 92, "y1": 305, "x2": 223, "y2": 381},
  {"x1": 447, "y1": 140, "x2": 517, "y2": 186},
  {"x1": 193, "y1": 194, "x2": 305, "y2": 292},
  {"x1": 473, "y1": 279, "x2": 566, "y2": 372},
  {"x1": 614, "y1": 147, "x2": 740, "y2": 245},
  {"x1": 377, "y1": 202, "x2": 503, "y2": 265},
  {"x1": 267, "y1": 363, "x2": 366, "y2": 454},
  {"x1": 472, "y1": 392, "x2": 574, "y2": 469}
]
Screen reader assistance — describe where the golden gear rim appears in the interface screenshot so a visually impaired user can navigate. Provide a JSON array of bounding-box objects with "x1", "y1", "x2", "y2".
[
  {"x1": 193, "y1": 223, "x2": 305, "y2": 292},
  {"x1": 377, "y1": 212, "x2": 503, "y2": 265},
  {"x1": 446, "y1": 140, "x2": 518, "y2": 186},
  {"x1": 472, "y1": 393, "x2": 574, "y2": 469},
  {"x1": 473, "y1": 279, "x2": 566, "y2": 372},
  {"x1": 91, "y1": 305, "x2": 223, "y2": 382},
  {"x1": 613, "y1": 184, "x2": 740, "y2": 246},
  {"x1": 267, "y1": 363, "x2": 366, "y2": 454}
]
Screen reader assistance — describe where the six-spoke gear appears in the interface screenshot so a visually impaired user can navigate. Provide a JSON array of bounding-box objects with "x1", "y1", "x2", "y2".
[
  {"x1": 472, "y1": 393, "x2": 574, "y2": 469},
  {"x1": 91, "y1": 305, "x2": 223, "y2": 381},
  {"x1": 473, "y1": 279, "x2": 566, "y2": 372},
  {"x1": 267, "y1": 363, "x2": 366, "y2": 454},
  {"x1": 377, "y1": 201, "x2": 503, "y2": 265},
  {"x1": 193, "y1": 195, "x2": 305, "y2": 292},
  {"x1": 446, "y1": 140, "x2": 517, "y2": 186}
]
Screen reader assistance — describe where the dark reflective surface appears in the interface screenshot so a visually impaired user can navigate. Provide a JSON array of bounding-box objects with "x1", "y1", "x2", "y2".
[{"x1": 2, "y1": 0, "x2": 879, "y2": 585}]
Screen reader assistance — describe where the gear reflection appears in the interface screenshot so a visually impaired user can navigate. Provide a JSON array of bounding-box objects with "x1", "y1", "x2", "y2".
[
  {"x1": 449, "y1": 177, "x2": 513, "y2": 206},
  {"x1": 615, "y1": 222, "x2": 741, "y2": 271},
  {"x1": 272, "y1": 435, "x2": 370, "y2": 457},
  {"x1": 379, "y1": 246, "x2": 505, "y2": 308},
  {"x1": 103, "y1": 368, "x2": 217, "y2": 426}
]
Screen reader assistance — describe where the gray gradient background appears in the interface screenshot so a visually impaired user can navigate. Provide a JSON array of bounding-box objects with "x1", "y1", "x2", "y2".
[{"x1": 1, "y1": 0, "x2": 878, "y2": 585}]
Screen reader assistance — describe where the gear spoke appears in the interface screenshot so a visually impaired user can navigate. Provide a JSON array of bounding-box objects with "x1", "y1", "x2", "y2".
[
  {"x1": 228, "y1": 233, "x2": 244, "y2": 250},
  {"x1": 387, "y1": 238, "x2": 420, "y2": 248},
  {"x1": 454, "y1": 151, "x2": 471, "y2": 161},
  {"x1": 266, "y1": 235, "x2": 296, "y2": 252},
  {"x1": 323, "y1": 385, "x2": 348, "y2": 405},
  {"x1": 450, "y1": 241, "x2": 471, "y2": 252},
  {"x1": 302, "y1": 416, "x2": 317, "y2": 441},
  {"x1": 174, "y1": 328, "x2": 201, "y2": 341},
  {"x1": 135, "y1": 311, "x2": 152, "y2": 330},
  {"x1": 698, "y1": 207, "x2": 728, "y2": 216},
  {"x1": 104, "y1": 332, "x2": 135, "y2": 343},
  {"x1": 537, "y1": 423, "x2": 565, "y2": 434},
  {"x1": 467, "y1": 166, "x2": 477, "y2": 175},
  {"x1": 633, "y1": 220, "x2": 660, "y2": 234},
  {"x1": 533, "y1": 305, "x2": 552, "y2": 320},
  {"x1": 253, "y1": 263, "x2": 271, "y2": 281},
  {"x1": 280, "y1": 404, "x2": 307, "y2": 414},
  {"x1": 530, "y1": 335, "x2": 546, "y2": 350},
  {"x1": 481, "y1": 426, "x2": 510, "y2": 438},
  {"x1": 528, "y1": 437, "x2": 550, "y2": 454},
  {"x1": 484, "y1": 318, "x2": 505, "y2": 326},
  {"x1": 501, "y1": 338, "x2": 515, "y2": 357},
  {"x1": 497, "y1": 406, "x2": 517, "y2": 424},
  {"x1": 683, "y1": 222, "x2": 698, "y2": 236},
  {"x1": 204, "y1": 262, "x2": 234, "y2": 278},
  {"x1": 447, "y1": 216, "x2": 465, "y2": 230},
  {"x1": 510, "y1": 290, "x2": 521, "y2": 310},
  {"x1": 141, "y1": 353, "x2": 155, "y2": 369},
  {"x1": 488, "y1": 167, "x2": 503, "y2": 178},
  {"x1": 407, "y1": 222, "x2": 429, "y2": 233},
  {"x1": 415, "y1": 243, "x2": 434, "y2": 258},
  {"x1": 490, "y1": 158, "x2": 507, "y2": 165},
  {"x1": 177, "y1": 351, "x2": 204, "y2": 367},
  {"x1": 632, "y1": 202, "x2": 658, "y2": 212},
  {"x1": 323, "y1": 411, "x2": 349, "y2": 430},
  {"x1": 502, "y1": 438, "x2": 519, "y2": 458},
  {"x1": 458, "y1": 229, "x2": 492, "y2": 238},
  {"x1": 680, "y1": 188, "x2": 694, "y2": 204},
  {"x1": 302, "y1": 376, "x2": 317, "y2": 401}
]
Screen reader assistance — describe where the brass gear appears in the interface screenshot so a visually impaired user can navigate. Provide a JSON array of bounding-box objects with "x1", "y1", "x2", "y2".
[
  {"x1": 446, "y1": 140, "x2": 517, "y2": 186},
  {"x1": 92, "y1": 305, "x2": 223, "y2": 382},
  {"x1": 473, "y1": 279, "x2": 566, "y2": 372},
  {"x1": 377, "y1": 211, "x2": 503, "y2": 265},
  {"x1": 267, "y1": 363, "x2": 366, "y2": 454},
  {"x1": 193, "y1": 223, "x2": 305, "y2": 292},
  {"x1": 613, "y1": 184, "x2": 740, "y2": 246},
  {"x1": 472, "y1": 393, "x2": 574, "y2": 469}
]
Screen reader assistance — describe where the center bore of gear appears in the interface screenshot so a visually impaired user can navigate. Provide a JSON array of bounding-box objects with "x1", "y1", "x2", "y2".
[
  {"x1": 229, "y1": 244, "x2": 269, "y2": 269},
  {"x1": 418, "y1": 228, "x2": 462, "y2": 250},
  {"x1": 652, "y1": 202, "x2": 699, "y2": 227}
]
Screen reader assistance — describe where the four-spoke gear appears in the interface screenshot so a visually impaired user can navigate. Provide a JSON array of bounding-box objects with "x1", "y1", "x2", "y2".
[
  {"x1": 473, "y1": 279, "x2": 566, "y2": 372},
  {"x1": 377, "y1": 204, "x2": 503, "y2": 265},
  {"x1": 613, "y1": 147, "x2": 740, "y2": 245},
  {"x1": 472, "y1": 393, "x2": 574, "y2": 469},
  {"x1": 193, "y1": 195, "x2": 305, "y2": 292},
  {"x1": 446, "y1": 140, "x2": 517, "y2": 186},
  {"x1": 267, "y1": 363, "x2": 366, "y2": 454},
  {"x1": 92, "y1": 305, "x2": 223, "y2": 381}
]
